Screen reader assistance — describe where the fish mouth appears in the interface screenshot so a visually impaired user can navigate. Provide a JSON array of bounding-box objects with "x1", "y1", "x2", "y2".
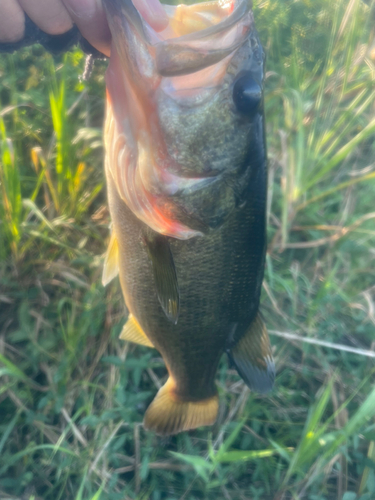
[
  {"x1": 154, "y1": 0, "x2": 254, "y2": 77},
  {"x1": 104, "y1": 0, "x2": 254, "y2": 77}
]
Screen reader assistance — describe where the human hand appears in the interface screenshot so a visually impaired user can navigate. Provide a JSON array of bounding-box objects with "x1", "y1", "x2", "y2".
[{"x1": 0, "y1": 0, "x2": 169, "y2": 57}]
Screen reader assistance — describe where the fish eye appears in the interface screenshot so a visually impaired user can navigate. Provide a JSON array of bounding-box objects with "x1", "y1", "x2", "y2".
[{"x1": 233, "y1": 73, "x2": 263, "y2": 115}]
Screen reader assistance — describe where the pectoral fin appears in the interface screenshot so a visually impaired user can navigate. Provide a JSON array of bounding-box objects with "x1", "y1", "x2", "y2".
[
  {"x1": 227, "y1": 313, "x2": 275, "y2": 393},
  {"x1": 120, "y1": 314, "x2": 154, "y2": 348},
  {"x1": 102, "y1": 232, "x2": 119, "y2": 286},
  {"x1": 144, "y1": 234, "x2": 180, "y2": 324}
]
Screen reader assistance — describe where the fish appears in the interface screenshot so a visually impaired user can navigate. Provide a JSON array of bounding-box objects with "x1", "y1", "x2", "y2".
[{"x1": 101, "y1": 0, "x2": 275, "y2": 436}]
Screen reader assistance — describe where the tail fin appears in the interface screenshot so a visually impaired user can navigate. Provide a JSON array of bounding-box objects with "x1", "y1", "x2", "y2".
[
  {"x1": 227, "y1": 313, "x2": 275, "y2": 394},
  {"x1": 143, "y1": 378, "x2": 219, "y2": 436}
]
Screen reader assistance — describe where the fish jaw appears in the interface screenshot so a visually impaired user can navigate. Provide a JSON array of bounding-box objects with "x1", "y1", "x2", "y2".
[{"x1": 103, "y1": 0, "x2": 255, "y2": 239}]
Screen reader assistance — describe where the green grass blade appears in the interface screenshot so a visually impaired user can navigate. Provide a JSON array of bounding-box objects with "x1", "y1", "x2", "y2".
[
  {"x1": 306, "y1": 116, "x2": 375, "y2": 190},
  {"x1": 323, "y1": 386, "x2": 375, "y2": 461},
  {"x1": 0, "y1": 353, "x2": 28, "y2": 381},
  {"x1": 216, "y1": 448, "x2": 283, "y2": 463},
  {"x1": 283, "y1": 379, "x2": 334, "y2": 484},
  {"x1": 0, "y1": 411, "x2": 21, "y2": 456}
]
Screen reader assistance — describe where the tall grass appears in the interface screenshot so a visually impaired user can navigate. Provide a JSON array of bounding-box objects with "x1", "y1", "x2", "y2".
[
  {"x1": 48, "y1": 55, "x2": 102, "y2": 218},
  {"x1": 0, "y1": 0, "x2": 375, "y2": 498},
  {"x1": 261, "y1": 0, "x2": 375, "y2": 248},
  {"x1": 0, "y1": 51, "x2": 103, "y2": 263},
  {"x1": 0, "y1": 115, "x2": 22, "y2": 259}
]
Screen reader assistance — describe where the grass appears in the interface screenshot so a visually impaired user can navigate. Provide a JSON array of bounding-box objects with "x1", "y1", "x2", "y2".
[{"x1": 0, "y1": 0, "x2": 375, "y2": 498}]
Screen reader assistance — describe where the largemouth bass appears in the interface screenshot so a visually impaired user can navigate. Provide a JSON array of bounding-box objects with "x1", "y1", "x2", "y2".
[{"x1": 102, "y1": 0, "x2": 275, "y2": 436}]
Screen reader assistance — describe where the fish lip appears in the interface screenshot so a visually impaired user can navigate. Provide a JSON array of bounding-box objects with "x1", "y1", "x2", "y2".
[
  {"x1": 154, "y1": 0, "x2": 254, "y2": 77},
  {"x1": 153, "y1": 0, "x2": 253, "y2": 45},
  {"x1": 104, "y1": 0, "x2": 254, "y2": 77},
  {"x1": 106, "y1": 0, "x2": 253, "y2": 44}
]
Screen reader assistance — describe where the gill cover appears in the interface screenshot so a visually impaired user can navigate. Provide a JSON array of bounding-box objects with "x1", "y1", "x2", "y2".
[{"x1": 103, "y1": 0, "x2": 254, "y2": 239}]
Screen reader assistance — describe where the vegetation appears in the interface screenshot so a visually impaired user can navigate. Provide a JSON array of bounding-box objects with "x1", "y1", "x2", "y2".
[{"x1": 0, "y1": 0, "x2": 375, "y2": 498}]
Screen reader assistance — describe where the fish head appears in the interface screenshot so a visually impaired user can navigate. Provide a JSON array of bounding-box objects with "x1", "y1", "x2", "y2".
[{"x1": 104, "y1": 0, "x2": 265, "y2": 238}]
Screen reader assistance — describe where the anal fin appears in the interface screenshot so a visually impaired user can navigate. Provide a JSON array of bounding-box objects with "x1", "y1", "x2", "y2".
[
  {"x1": 144, "y1": 234, "x2": 180, "y2": 324},
  {"x1": 120, "y1": 314, "x2": 154, "y2": 348},
  {"x1": 143, "y1": 378, "x2": 219, "y2": 436},
  {"x1": 102, "y1": 232, "x2": 119, "y2": 286},
  {"x1": 227, "y1": 313, "x2": 275, "y2": 394}
]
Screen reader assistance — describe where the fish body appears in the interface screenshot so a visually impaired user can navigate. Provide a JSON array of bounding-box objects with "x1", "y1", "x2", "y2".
[{"x1": 102, "y1": 0, "x2": 275, "y2": 435}]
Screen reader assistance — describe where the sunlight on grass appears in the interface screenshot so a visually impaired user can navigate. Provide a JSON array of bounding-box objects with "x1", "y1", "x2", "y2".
[
  {"x1": 262, "y1": 0, "x2": 375, "y2": 249},
  {"x1": 0, "y1": 116, "x2": 22, "y2": 259},
  {"x1": 0, "y1": 0, "x2": 374, "y2": 498}
]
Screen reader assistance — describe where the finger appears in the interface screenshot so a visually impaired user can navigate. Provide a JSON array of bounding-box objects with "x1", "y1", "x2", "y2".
[
  {"x1": 0, "y1": 0, "x2": 25, "y2": 43},
  {"x1": 62, "y1": 0, "x2": 111, "y2": 57},
  {"x1": 17, "y1": 0, "x2": 73, "y2": 35},
  {"x1": 63, "y1": 0, "x2": 168, "y2": 58},
  {"x1": 132, "y1": 0, "x2": 168, "y2": 32}
]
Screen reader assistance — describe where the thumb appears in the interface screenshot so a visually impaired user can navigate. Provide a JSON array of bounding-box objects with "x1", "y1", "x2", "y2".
[
  {"x1": 63, "y1": 0, "x2": 169, "y2": 57},
  {"x1": 62, "y1": 0, "x2": 111, "y2": 56}
]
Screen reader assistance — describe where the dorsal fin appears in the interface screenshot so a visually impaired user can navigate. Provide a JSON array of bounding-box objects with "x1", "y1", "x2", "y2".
[
  {"x1": 144, "y1": 234, "x2": 180, "y2": 324},
  {"x1": 119, "y1": 314, "x2": 154, "y2": 348},
  {"x1": 227, "y1": 313, "x2": 275, "y2": 393},
  {"x1": 102, "y1": 232, "x2": 119, "y2": 286}
]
